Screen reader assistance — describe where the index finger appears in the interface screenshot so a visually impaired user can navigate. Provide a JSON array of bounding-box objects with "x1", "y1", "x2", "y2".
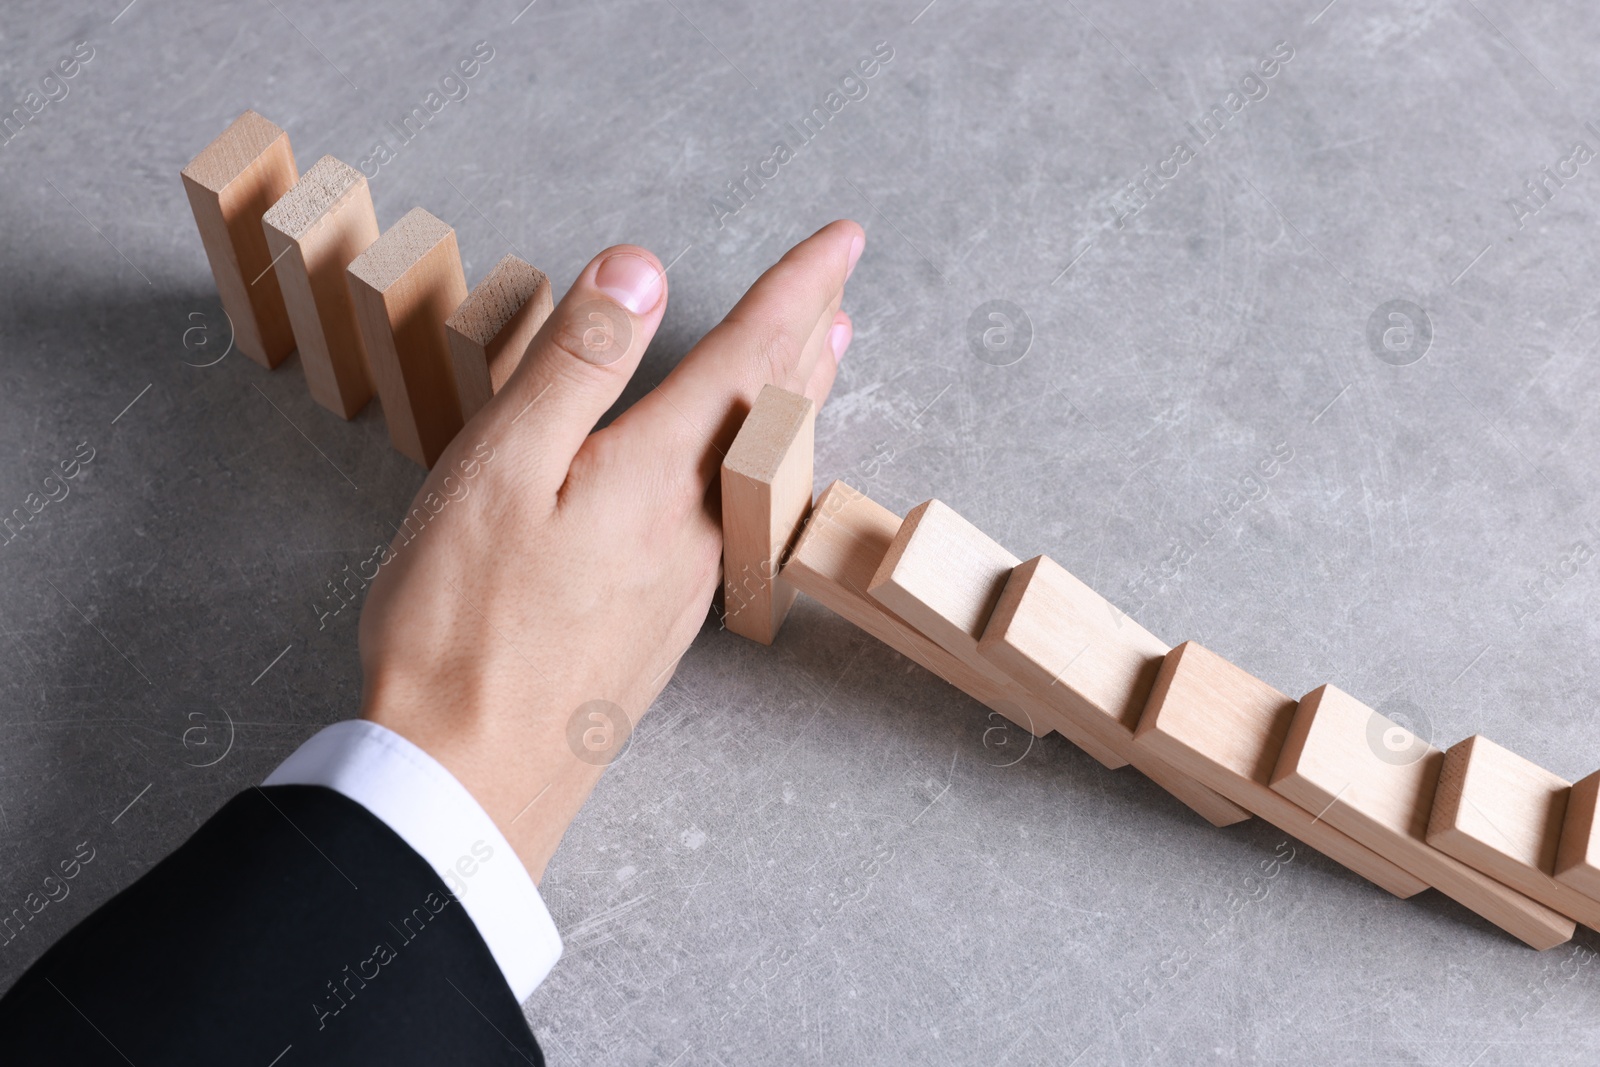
[{"x1": 619, "y1": 219, "x2": 863, "y2": 489}]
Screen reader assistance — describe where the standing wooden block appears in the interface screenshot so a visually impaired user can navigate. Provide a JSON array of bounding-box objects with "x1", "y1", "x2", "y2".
[
  {"x1": 720, "y1": 385, "x2": 815, "y2": 645},
  {"x1": 1427, "y1": 735, "x2": 1600, "y2": 929},
  {"x1": 781, "y1": 481, "x2": 1120, "y2": 764},
  {"x1": 261, "y1": 156, "x2": 380, "y2": 419},
  {"x1": 446, "y1": 254, "x2": 554, "y2": 422},
  {"x1": 1134, "y1": 642, "x2": 1428, "y2": 898},
  {"x1": 977, "y1": 555, "x2": 1251, "y2": 828},
  {"x1": 347, "y1": 208, "x2": 469, "y2": 468},
  {"x1": 863, "y1": 499, "x2": 1126, "y2": 756},
  {"x1": 1271, "y1": 684, "x2": 1573, "y2": 948},
  {"x1": 180, "y1": 109, "x2": 299, "y2": 368},
  {"x1": 1556, "y1": 771, "x2": 1600, "y2": 899}
]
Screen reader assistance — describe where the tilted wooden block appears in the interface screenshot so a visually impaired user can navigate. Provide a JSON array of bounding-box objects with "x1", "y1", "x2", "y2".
[
  {"x1": 867, "y1": 500, "x2": 1018, "y2": 658},
  {"x1": 1427, "y1": 735, "x2": 1600, "y2": 929},
  {"x1": 1271, "y1": 684, "x2": 1573, "y2": 948},
  {"x1": 180, "y1": 109, "x2": 298, "y2": 369},
  {"x1": 1134, "y1": 642, "x2": 1428, "y2": 899},
  {"x1": 261, "y1": 156, "x2": 380, "y2": 419},
  {"x1": 977, "y1": 554, "x2": 1251, "y2": 828},
  {"x1": 863, "y1": 498, "x2": 1127, "y2": 756},
  {"x1": 446, "y1": 254, "x2": 554, "y2": 422},
  {"x1": 347, "y1": 208, "x2": 469, "y2": 468},
  {"x1": 1556, "y1": 771, "x2": 1600, "y2": 899},
  {"x1": 782, "y1": 481, "x2": 1119, "y2": 761},
  {"x1": 979, "y1": 555, "x2": 1166, "y2": 736},
  {"x1": 720, "y1": 385, "x2": 815, "y2": 645}
]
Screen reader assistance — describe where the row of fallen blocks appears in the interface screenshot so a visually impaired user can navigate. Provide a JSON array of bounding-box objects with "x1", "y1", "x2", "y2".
[
  {"x1": 725, "y1": 384, "x2": 1600, "y2": 950},
  {"x1": 182, "y1": 110, "x2": 552, "y2": 467}
]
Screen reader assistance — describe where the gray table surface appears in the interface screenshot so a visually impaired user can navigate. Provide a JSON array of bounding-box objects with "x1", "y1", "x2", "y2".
[{"x1": 4, "y1": 0, "x2": 1600, "y2": 1062}]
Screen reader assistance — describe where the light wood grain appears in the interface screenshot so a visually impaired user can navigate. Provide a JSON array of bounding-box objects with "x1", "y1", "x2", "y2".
[
  {"x1": 1134, "y1": 642, "x2": 1429, "y2": 899},
  {"x1": 1427, "y1": 735, "x2": 1600, "y2": 930},
  {"x1": 180, "y1": 109, "x2": 298, "y2": 369},
  {"x1": 978, "y1": 555, "x2": 1251, "y2": 827},
  {"x1": 720, "y1": 385, "x2": 815, "y2": 644},
  {"x1": 1271, "y1": 684, "x2": 1573, "y2": 948},
  {"x1": 863, "y1": 498, "x2": 1126, "y2": 756},
  {"x1": 782, "y1": 480, "x2": 1120, "y2": 760},
  {"x1": 346, "y1": 207, "x2": 469, "y2": 467},
  {"x1": 446, "y1": 254, "x2": 554, "y2": 422},
  {"x1": 261, "y1": 155, "x2": 379, "y2": 418},
  {"x1": 1556, "y1": 771, "x2": 1600, "y2": 901},
  {"x1": 867, "y1": 500, "x2": 1015, "y2": 656}
]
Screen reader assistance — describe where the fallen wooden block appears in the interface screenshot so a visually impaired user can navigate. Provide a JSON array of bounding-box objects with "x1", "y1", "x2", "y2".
[
  {"x1": 862, "y1": 498, "x2": 1132, "y2": 756},
  {"x1": 866, "y1": 500, "x2": 1243, "y2": 821},
  {"x1": 1270, "y1": 684, "x2": 1573, "y2": 947},
  {"x1": 866, "y1": 500, "x2": 1018, "y2": 658},
  {"x1": 1427, "y1": 735, "x2": 1600, "y2": 929},
  {"x1": 783, "y1": 480, "x2": 1121, "y2": 762},
  {"x1": 1134, "y1": 642, "x2": 1428, "y2": 899},
  {"x1": 977, "y1": 554, "x2": 1251, "y2": 828},
  {"x1": 720, "y1": 386, "x2": 815, "y2": 645},
  {"x1": 180, "y1": 109, "x2": 299, "y2": 369},
  {"x1": 347, "y1": 207, "x2": 469, "y2": 467},
  {"x1": 261, "y1": 155, "x2": 380, "y2": 419},
  {"x1": 446, "y1": 254, "x2": 554, "y2": 423},
  {"x1": 1556, "y1": 771, "x2": 1600, "y2": 900}
]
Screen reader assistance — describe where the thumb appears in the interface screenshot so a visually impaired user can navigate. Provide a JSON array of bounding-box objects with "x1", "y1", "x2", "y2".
[{"x1": 487, "y1": 245, "x2": 667, "y2": 489}]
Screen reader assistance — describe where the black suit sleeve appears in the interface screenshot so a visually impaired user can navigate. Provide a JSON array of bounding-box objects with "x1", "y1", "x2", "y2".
[{"x1": 0, "y1": 785, "x2": 544, "y2": 1066}]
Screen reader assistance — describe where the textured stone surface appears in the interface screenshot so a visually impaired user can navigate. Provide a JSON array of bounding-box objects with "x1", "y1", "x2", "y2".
[{"x1": 3, "y1": 0, "x2": 1600, "y2": 1061}]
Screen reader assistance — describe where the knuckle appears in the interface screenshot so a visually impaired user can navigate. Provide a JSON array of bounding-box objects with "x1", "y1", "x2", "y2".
[
  {"x1": 545, "y1": 299, "x2": 633, "y2": 370},
  {"x1": 546, "y1": 330, "x2": 591, "y2": 369},
  {"x1": 748, "y1": 320, "x2": 804, "y2": 389}
]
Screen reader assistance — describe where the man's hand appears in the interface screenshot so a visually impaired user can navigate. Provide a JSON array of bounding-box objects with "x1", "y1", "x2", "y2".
[{"x1": 358, "y1": 220, "x2": 863, "y2": 881}]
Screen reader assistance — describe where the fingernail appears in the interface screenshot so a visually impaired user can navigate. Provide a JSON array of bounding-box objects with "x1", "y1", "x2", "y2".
[
  {"x1": 595, "y1": 253, "x2": 664, "y2": 314},
  {"x1": 846, "y1": 233, "x2": 865, "y2": 280},
  {"x1": 828, "y1": 318, "x2": 852, "y2": 364}
]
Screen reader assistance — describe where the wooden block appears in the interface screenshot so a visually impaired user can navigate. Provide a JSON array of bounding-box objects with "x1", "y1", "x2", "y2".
[
  {"x1": 978, "y1": 555, "x2": 1252, "y2": 828},
  {"x1": 1271, "y1": 684, "x2": 1574, "y2": 948},
  {"x1": 1134, "y1": 642, "x2": 1429, "y2": 899},
  {"x1": 867, "y1": 500, "x2": 1017, "y2": 658},
  {"x1": 720, "y1": 386, "x2": 815, "y2": 645},
  {"x1": 867, "y1": 500, "x2": 1241, "y2": 820},
  {"x1": 446, "y1": 254, "x2": 554, "y2": 422},
  {"x1": 863, "y1": 498, "x2": 1128, "y2": 760},
  {"x1": 1556, "y1": 771, "x2": 1600, "y2": 899},
  {"x1": 347, "y1": 208, "x2": 469, "y2": 468},
  {"x1": 261, "y1": 156, "x2": 380, "y2": 419},
  {"x1": 1427, "y1": 736, "x2": 1600, "y2": 929},
  {"x1": 180, "y1": 109, "x2": 299, "y2": 369},
  {"x1": 980, "y1": 555, "x2": 1167, "y2": 735},
  {"x1": 782, "y1": 481, "x2": 1120, "y2": 762}
]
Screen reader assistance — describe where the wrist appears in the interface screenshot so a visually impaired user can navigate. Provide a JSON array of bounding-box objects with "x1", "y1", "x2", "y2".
[{"x1": 360, "y1": 673, "x2": 606, "y2": 883}]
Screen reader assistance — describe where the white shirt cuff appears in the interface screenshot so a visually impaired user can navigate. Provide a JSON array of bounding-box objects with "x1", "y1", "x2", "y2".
[{"x1": 263, "y1": 719, "x2": 561, "y2": 1002}]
